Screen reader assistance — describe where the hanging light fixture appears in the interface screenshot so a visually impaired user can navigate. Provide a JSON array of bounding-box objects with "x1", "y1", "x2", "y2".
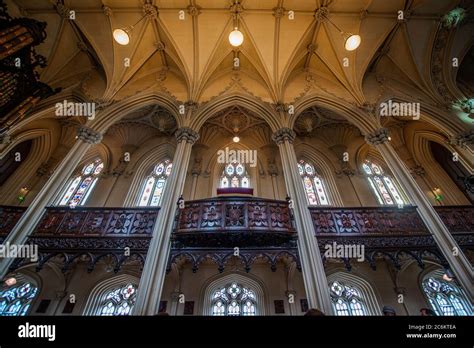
[
  {"x1": 321, "y1": 10, "x2": 361, "y2": 51},
  {"x1": 113, "y1": 15, "x2": 147, "y2": 46},
  {"x1": 229, "y1": 27, "x2": 244, "y2": 47},
  {"x1": 228, "y1": 0, "x2": 243, "y2": 47},
  {"x1": 233, "y1": 136, "x2": 240, "y2": 143},
  {"x1": 344, "y1": 33, "x2": 361, "y2": 51}
]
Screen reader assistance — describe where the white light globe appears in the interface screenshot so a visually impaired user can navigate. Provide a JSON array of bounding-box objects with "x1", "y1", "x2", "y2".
[
  {"x1": 345, "y1": 34, "x2": 361, "y2": 51},
  {"x1": 229, "y1": 28, "x2": 244, "y2": 47},
  {"x1": 113, "y1": 28, "x2": 130, "y2": 45},
  {"x1": 233, "y1": 136, "x2": 240, "y2": 143}
]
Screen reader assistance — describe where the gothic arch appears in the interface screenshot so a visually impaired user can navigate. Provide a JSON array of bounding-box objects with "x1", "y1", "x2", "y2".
[
  {"x1": 81, "y1": 273, "x2": 140, "y2": 315},
  {"x1": 327, "y1": 271, "x2": 382, "y2": 316},
  {"x1": 191, "y1": 94, "x2": 280, "y2": 133},
  {"x1": 199, "y1": 271, "x2": 269, "y2": 316},
  {"x1": 295, "y1": 143, "x2": 343, "y2": 207},
  {"x1": 123, "y1": 142, "x2": 175, "y2": 206}
]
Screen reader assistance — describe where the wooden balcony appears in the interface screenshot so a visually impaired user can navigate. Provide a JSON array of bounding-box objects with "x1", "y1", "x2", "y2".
[
  {"x1": 172, "y1": 196, "x2": 297, "y2": 249},
  {"x1": 0, "y1": 205, "x2": 27, "y2": 237},
  {"x1": 309, "y1": 206, "x2": 473, "y2": 270},
  {"x1": 2, "y1": 203, "x2": 472, "y2": 273}
]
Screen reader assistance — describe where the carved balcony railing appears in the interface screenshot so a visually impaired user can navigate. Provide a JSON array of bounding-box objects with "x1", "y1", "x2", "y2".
[
  {"x1": 172, "y1": 196, "x2": 297, "y2": 248},
  {"x1": 309, "y1": 206, "x2": 474, "y2": 270},
  {"x1": 8, "y1": 207, "x2": 159, "y2": 272},
  {"x1": 170, "y1": 196, "x2": 299, "y2": 273},
  {"x1": 0, "y1": 205, "x2": 27, "y2": 238}
]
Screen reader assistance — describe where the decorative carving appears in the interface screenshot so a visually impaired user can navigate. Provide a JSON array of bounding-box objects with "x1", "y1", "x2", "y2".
[
  {"x1": 102, "y1": 5, "x2": 112, "y2": 17},
  {"x1": 175, "y1": 127, "x2": 199, "y2": 144},
  {"x1": 273, "y1": 7, "x2": 285, "y2": 18},
  {"x1": 309, "y1": 206, "x2": 428, "y2": 235},
  {"x1": 0, "y1": 133, "x2": 11, "y2": 145},
  {"x1": 168, "y1": 248, "x2": 300, "y2": 274},
  {"x1": 76, "y1": 126, "x2": 103, "y2": 144},
  {"x1": 155, "y1": 41, "x2": 165, "y2": 51},
  {"x1": 307, "y1": 43, "x2": 317, "y2": 54},
  {"x1": 365, "y1": 128, "x2": 389, "y2": 146},
  {"x1": 314, "y1": 7, "x2": 329, "y2": 21},
  {"x1": 229, "y1": 1, "x2": 244, "y2": 17},
  {"x1": 33, "y1": 207, "x2": 159, "y2": 237},
  {"x1": 450, "y1": 130, "x2": 474, "y2": 147},
  {"x1": 0, "y1": 206, "x2": 27, "y2": 236},
  {"x1": 76, "y1": 41, "x2": 88, "y2": 52},
  {"x1": 226, "y1": 204, "x2": 244, "y2": 227},
  {"x1": 54, "y1": 3, "x2": 72, "y2": 19},
  {"x1": 272, "y1": 128, "x2": 296, "y2": 145},
  {"x1": 143, "y1": 3, "x2": 158, "y2": 19},
  {"x1": 187, "y1": 5, "x2": 200, "y2": 16},
  {"x1": 410, "y1": 165, "x2": 426, "y2": 178}
]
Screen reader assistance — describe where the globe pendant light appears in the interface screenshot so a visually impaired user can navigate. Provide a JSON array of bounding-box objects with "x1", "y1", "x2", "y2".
[
  {"x1": 229, "y1": 27, "x2": 244, "y2": 47},
  {"x1": 113, "y1": 28, "x2": 131, "y2": 45},
  {"x1": 344, "y1": 34, "x2": 361, "y2": 51}
]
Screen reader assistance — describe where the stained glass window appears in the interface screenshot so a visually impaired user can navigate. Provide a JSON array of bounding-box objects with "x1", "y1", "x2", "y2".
[
  {"x1": 0, "y1": 282, "x2": 38, "y2": 316},
  {"x1": 422, "y1": 277, "x2": 472, "y2": 316},
  {"x1": 98, "y1": 284, "x2": 137, "y2": 316},
  {"x1": 298, "y1": 160, "x2": 329, "y2": 205},
  {"x1": 138, "y1": 160, "x2": 172, "y2": 207},
  {"x1": 329, "y1": 281, "x2": 366, "y2": 316},
  {"x1": 363, "y1": 160, "x2": 406, "y2": 205},
  {"x1": 220, "y1": 162, "x2": 250, "y2": 188},
  {"x1": 59, "y1": 159, "x2": 104, "y2": 207},
  {"x1": 211, "y1": 283, "x2": 256, "y2": 316}
]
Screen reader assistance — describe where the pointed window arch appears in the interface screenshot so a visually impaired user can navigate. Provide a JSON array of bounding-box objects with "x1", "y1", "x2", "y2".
[
  {"x1": 97, "y1": 283, "x2": 137, "y2": 316},
  {"x1": 297, "y1": 160, "x2": 329, "y2": 205},
  {"x1": 422, "y1": 276, "x2": 472, "y2": 316},
  {"x1": 59, "y1": 159, "x2": 104, "y2": 207},
  {"x1": 363, "y1": 160, "x2": 407, "y2": 205},
  {"x1": 0, "y1": 282, "x2": 38, "y2": 316},
  {"x1": 329, "y1": 280, "x2": 366, "y2": 316},
  {"x1": 211, "y1": 282, "x2": 256, "y2": 316},
  {"x1": 138, "y1": 160, "x2": 172, "y2": 207},
  {"x1": 220, "y1": 161, "x2": 250, "y2": 188}
]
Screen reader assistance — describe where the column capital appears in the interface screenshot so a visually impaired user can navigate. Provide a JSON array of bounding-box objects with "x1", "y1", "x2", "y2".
[
  {"x1": 365, "y1": 127, "x2": 390, "y2": 146},
  {"x1": 272, "y1": 127, "x2": 296, "y2": 145},
  {"x1": 175, "y1": 127, "x2": 199, "y2": 144},
  {"x1": 449, "y1": 130, "x2": 474, "y2": 147},
  {"x1": 76, "y1": 126, "x2": 102, "y2": 144}
]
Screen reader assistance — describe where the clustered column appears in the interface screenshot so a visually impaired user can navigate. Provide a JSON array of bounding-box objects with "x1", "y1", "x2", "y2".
[
  {"x1": 272, "y1": 127, "x2": 333, "y2": 314},
  {"x1": 365, "y1": 128, "x2": 473, "y2": 301},
  {"x1": 0, "y1": 126, "x2": 102, "y2": 278},
  {"x1": 133, "y1": 127, "x2": 199, "y2": 315}
]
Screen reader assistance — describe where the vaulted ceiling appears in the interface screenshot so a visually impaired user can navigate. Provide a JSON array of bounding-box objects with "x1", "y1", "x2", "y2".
[{"x1": 6, "y1": 0, "x2": 473, "y2": 108}]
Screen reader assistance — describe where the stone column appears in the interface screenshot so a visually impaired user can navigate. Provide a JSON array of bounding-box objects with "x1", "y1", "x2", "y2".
[
  {"x1": 366, "y1": 128, "x2": 473, "y2": 301},
  {"x1": 133, "y1": 127, "x2": 199, "y2": 315},
  {"x1": 0, "y1": 126, "x2": 102, "y2": 279},
  {"x1": 272, "y1": 128, "x2": 333, "y2": 314}
]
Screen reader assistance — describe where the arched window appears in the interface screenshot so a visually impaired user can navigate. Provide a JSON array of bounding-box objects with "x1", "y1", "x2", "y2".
[
  {"x1": 59, "y1": 159, "x2": 104, "y2": 207},
  {"x1": 329, "y1": 281, "x2": 366, "y2": 316},
  {"x1": 138, "y1": 160, "x2": 172, "y2": 207},
  {"x1": 422, "y1": 276, "x2": 472, "y2": 316},
  {"x1": 97, "y1": 283, "x2": 137, "y2": 316},
  {"x1": 362, "y1": 160, "x2": 406, "y2": 205},
  {"x1": 211, "y1": 282, "x2": 256, "y2": 316},
  {"x1": 0, "y1": 282, "x2": 38, "y2": 316},
  {"x1": 220, "y1": 161, "x2": 250, "y2": 188},
  {"x1": 297, "y1": 160, "x2": 329, "y2": 205}
]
